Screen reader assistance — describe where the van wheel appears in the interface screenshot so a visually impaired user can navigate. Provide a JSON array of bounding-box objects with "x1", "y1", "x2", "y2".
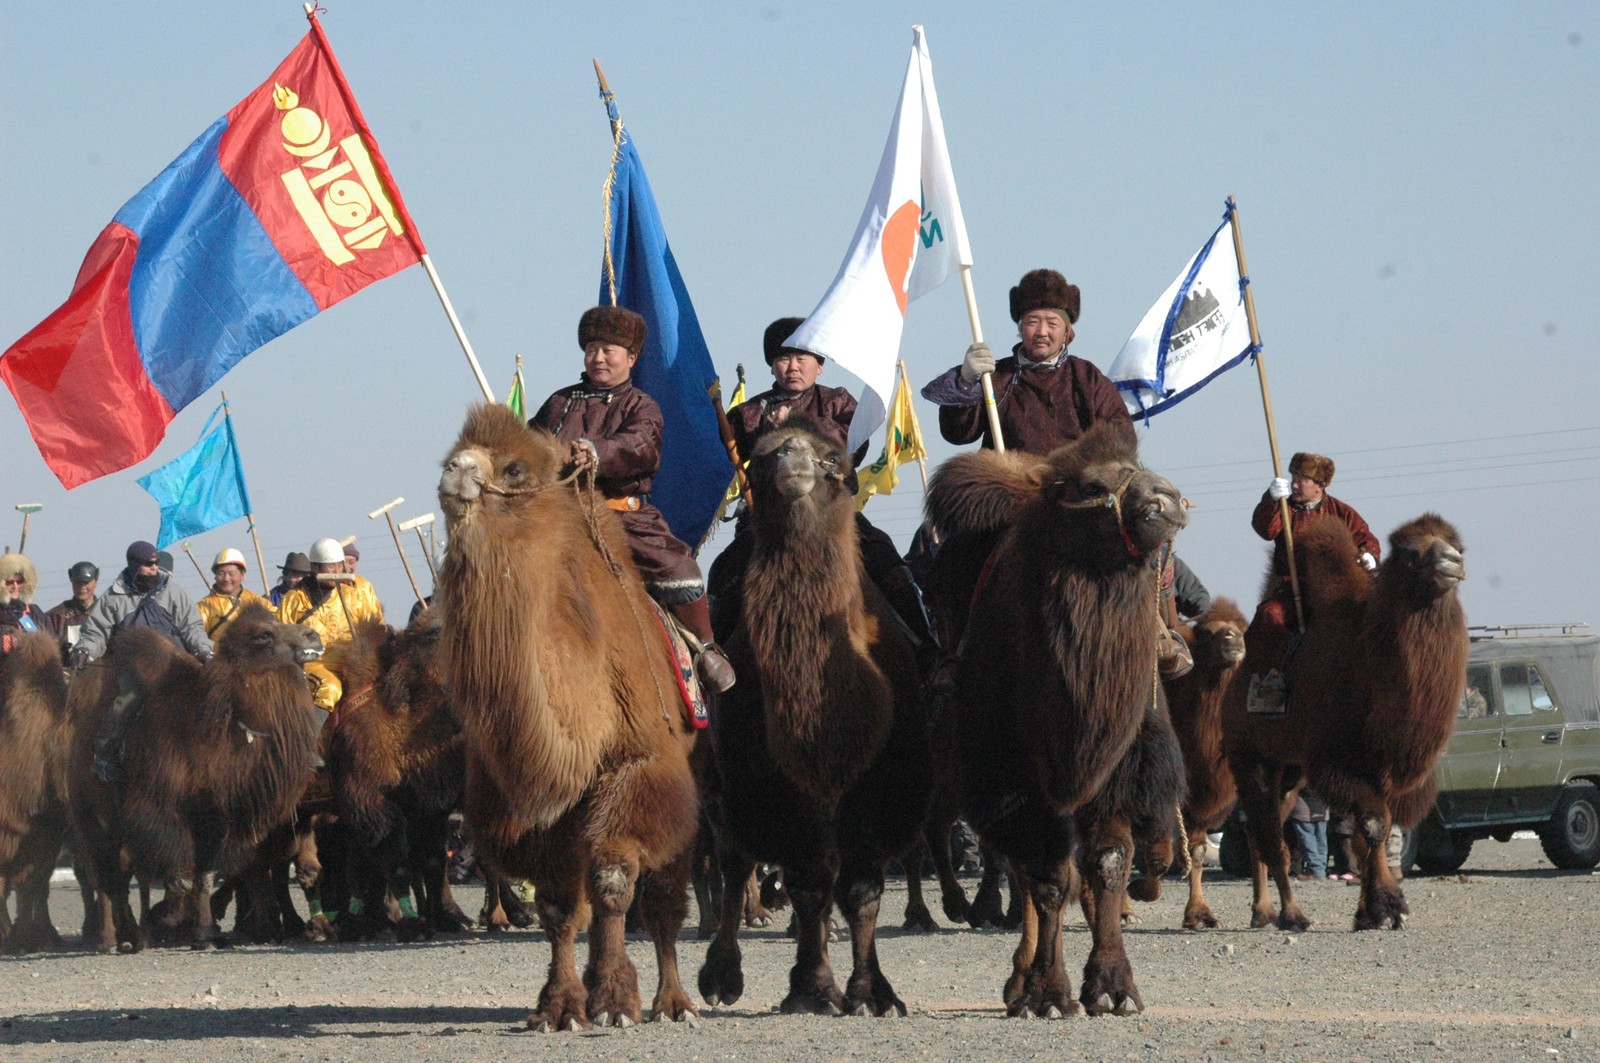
[
  {"x1": 1411, "y1": 814, "x2": 1473, "y2": 875},
  {"x1": 1539, "y1": 781, "x2": 1600, "y2": 870}
]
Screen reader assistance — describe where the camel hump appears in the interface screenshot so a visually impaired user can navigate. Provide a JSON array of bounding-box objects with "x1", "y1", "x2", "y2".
[
  {"x1": 926, "y1": 449, "x2": 1053, "y2": 539},
  {"x1": 109, "y1": 627, "x2": 201, "y2": 696}
]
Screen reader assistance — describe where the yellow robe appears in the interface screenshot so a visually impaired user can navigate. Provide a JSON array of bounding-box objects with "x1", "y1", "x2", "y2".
[{"x1": 276, "y1": 576, "x2": 385, "y2": 710}]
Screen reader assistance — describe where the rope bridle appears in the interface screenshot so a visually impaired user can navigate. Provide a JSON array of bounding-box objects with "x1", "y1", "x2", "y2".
[{"x1": 1052, "y1": 468, "x2": 1144, "y2": 558}]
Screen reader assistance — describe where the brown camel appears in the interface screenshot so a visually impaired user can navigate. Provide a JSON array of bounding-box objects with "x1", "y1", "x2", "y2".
[
  {"x1": 1223, "y1": 514, "x2": 1467, "y2": 931},
  {"x1": 925, "y1": 421, "x2": 1188, "y2": 1018},
  {"x1": 69, "y1": 604, "x2": 324, "y2": 951},
  {"x1": 0, "y1": 631, "x2": 72, "y2": 953},
  {"x1": 696, "y1": 420, "x2": 931, "y2": 1016},
  {"x1": 1157, "y1": 599, "x2": 1247, "y2": 929},
  {"x1": 437, "y1": 402, "x2": 699, "y2": 1031},
  {"x1": 328, "y1": 608, "x2": 473, "y2": 939}
]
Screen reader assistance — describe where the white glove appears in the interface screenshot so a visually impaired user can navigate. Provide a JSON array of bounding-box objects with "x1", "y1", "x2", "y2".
[
  {"x1": 959, "y1": 342, "x2": 996, "y2": 384},
  {"x1": 1267, "y1": 476, "x2": 1291, "y2": 501},
  {"x1": 1359, "y1": 551, "x2": 1377, "y2": 572}
]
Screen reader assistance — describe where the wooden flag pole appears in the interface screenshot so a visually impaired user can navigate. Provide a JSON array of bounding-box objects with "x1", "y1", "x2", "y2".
[
  {"x1": 179, "y1": 541, "x2": 211, "y2": 587},
  {"x1": 1226, "y1": 195, "x2": 1304, "y2": 633},
  {"x1": 958, "y1": 267, "x2": 1005, "y2": 453},
  {"x1": 220, "y1": 392, "x2": 271, "y2": 592},
  {"x1": 897, "y1": 360, "x2": 933, "y2": 494},
  {"x1": 369, "y1": 497, "x2": 425, "y2": 606}
]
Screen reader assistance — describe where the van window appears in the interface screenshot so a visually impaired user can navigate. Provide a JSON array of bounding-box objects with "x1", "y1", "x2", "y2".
[
  {"x1": 1461, "y1": 664, "x2": 1494, "y2": 719},
  {"x1": 1501, "y1": 663, "x2": 1556, "y2": 717}
]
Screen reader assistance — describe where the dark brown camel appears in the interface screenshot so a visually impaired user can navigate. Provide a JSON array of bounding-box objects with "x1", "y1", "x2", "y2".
[
  {"x1": 0, "y1": 631, "x2": 72, "y2": 953},
  {"x1": 1224, "y1": 515, "x2": 1467, "y2": 932},
  {"x1": 1158, "y1": 599, "x2": 1247, "y2": 929},
  {"x1": 925, "y1": 421, "x2": 1188, "y2": 1018},
  {"x1": 437, "y1": 402, "x2": 699, "y2": 1031},
  {"x1": 698, "y1": 420, "x2": 932, "y2": 1017},
  {"x1": 69, "y1": 604, "x2": 323, "y2": 951},
  {"x1": 327, "y1": 608, "x2": 473, "y2": 940}
]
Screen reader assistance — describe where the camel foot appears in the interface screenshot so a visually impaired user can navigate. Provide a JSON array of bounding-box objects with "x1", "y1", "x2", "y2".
[
  {"x1": 781, "y1": 969, "x2": 846, "y2": 1016},
  {"x1": 967, "y1": 885, "x2": 1004, "y2": 929},
  {"x1": 1126, "y1": 875, "x2": 1162, "y2": 903},
  {"x1": 742, "y1": 902, "x2": 774, "y2": 929},
  {"x1": 902, "y1": 902, "x2": 938, "y2": 933},
  {"x1": 844, "y1": 971, "x2": 908, "y2": 1017},
  {"x1": 939, "y1": 888, "x2": 969, "y2": 925},
  {"x1": 1006, "y1": 982, "x2": 1081, "y2": 1019},
  {"x1": 1248, "y1": 906, "x2": 1277, "y2": 929},
  {"x1": 585, "y1": 963, "x2": 643, "y2": 1028},
  {"x1": 1275, "y1": 906, "x2": 1312, "y2": 932},
  {"x1": 528, "y1": 981, "x2": 590, "y2": 1033},
  {"x1": 649, "y1": 985, "x2": 698, "y2": 1024},
  {"x1": 393, "y1": 916, "x2": 434, "y2": 944},
  {"x1": 697, "y1": 940, "x2": 745, "y2": 1006},
  {"x1": 1080, "y1": 954, "x2": 1143, "y2": 1016},
  {"x1": 1181, "y1": 904, "x2": 1221, "y2": 930},
  {"x1": 1353, "y1": 883, "x2": 1408, "y2": 931},
  {"x1": 430, "y1": 902, "x2": 475, "y2": 934}
]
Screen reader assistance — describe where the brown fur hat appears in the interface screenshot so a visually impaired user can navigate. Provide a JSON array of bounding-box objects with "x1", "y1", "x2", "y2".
[
  {"x1": 1289, "y1": 452, "x2": 1335, "y2": 486},
  {"x1": 577, "y1": 305, "x2": 647, "y2": 355},
  {"x1": 1009, "y1": 268, "x2": 1081, "y2": 324},
  {"x1": 0, "y1": 552, "x2": 39, "y2": 603},
  {"x1": 763, "y1": 316, "x2": 818, "y2": 365}
]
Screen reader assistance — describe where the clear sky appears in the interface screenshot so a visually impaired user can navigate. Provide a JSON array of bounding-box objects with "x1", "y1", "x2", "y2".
[{"x1": 3, "y1": 2, "x2": 1596, "y2": 631}]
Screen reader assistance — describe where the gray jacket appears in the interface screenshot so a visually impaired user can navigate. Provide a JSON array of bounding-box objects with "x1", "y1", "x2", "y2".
[{"x1": 76, "y1": 568, "x2": 212, "y2": 661}]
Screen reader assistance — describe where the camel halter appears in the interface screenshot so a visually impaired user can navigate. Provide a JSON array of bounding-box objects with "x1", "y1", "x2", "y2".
[{"x1": 1053, "y1": 468, "x2": 1144, "y2": 558}]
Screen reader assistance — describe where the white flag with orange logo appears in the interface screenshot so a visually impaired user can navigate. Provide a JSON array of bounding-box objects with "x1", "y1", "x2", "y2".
[{"x1": 786, "y1": 25, "x2": 972, "y2": 456}]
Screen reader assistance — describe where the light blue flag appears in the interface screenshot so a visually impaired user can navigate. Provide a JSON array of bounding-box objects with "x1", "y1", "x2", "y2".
[
  {"x1": 137, "y1": 402, "x2": 253, "y2": 549},
  {"x1": 600, "y1": 94, "x2": 733, "y2": 551}
]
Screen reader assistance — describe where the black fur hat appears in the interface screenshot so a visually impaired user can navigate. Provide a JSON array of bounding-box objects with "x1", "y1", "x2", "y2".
[
  {"x1": 578, "y1": 305, "x2": 647, "y2": 355},
  {"x1": 762, "y1": 317, "x2": 817, "y2": 365},
  {"x1": 1009, "y1": 269, "x2": 1081, "y2": 324}
]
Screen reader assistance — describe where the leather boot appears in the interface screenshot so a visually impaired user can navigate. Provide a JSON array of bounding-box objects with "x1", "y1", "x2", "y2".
[
  {"x1": 670, "y1": 596, "x2": 736, "y2": 694},
  {"x1": 874, "y1": 563, "x2": 940, "y2": 673},
  {"x1": 91, "y1": 685, "x2": 139, "y2": 783}
]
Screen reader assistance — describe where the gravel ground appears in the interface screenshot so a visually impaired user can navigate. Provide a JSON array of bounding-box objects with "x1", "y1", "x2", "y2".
[{"x1": 3, "y1": 838, "x2": 1597, "y2": 1063}]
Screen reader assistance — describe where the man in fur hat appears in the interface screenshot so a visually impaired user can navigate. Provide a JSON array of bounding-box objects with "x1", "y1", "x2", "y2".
[
  {"x1": 921, "y1": 268, "x2": 1132, "y2": 453},
  {"x1": 530, "y1": 305, "x2": 735, "y2": 694},
  {"x1": 1243, "y1": 451, "x2": 1381, "y2": 713}
]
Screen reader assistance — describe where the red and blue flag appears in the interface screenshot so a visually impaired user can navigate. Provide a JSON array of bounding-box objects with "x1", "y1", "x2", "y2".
[{"x1": 1, "y1": 18, "x2": 422, "y2": 488}]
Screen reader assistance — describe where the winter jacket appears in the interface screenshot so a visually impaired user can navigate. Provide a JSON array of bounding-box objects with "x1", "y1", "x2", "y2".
[
  {"x1": 530, "y1": 377, "x2": 663, "y2": 499},
  {"x1": 277, "y1": 576, "x2": 385, "y2": 651},
  {"x1": 76, "y1": 569, "x2": 212, "y2": 661},
  {"x1": 1251, "y1": 490, "x2": 1381, "y2": 589},
  {"x1": 922, "y1": 346, "x2": 1133, "y2": 454},
  {"x1": 728, "y1": 383, "x2": 868, "y2": 468},
  {"x1": 198, "y1": 588, "x2": 274, "y2": 640}
]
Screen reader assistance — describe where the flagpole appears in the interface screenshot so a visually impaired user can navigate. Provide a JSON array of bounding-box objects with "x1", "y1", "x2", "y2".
[
  {"x1": 180, "y1": 541, "x2": 211, "y2": 587},
  {"x1": 302, "y1": 4, "x2": 493, "y2": 403},
  {"x1": 220, "y1": 392, "x2": 272, "y2": 592},
  {"x1": 594, "y1": 59, "x2": 624, "y2": 308},
  {"x1": 959, "y1": 267, "x2": 1006, "y2": 453},
  {"x1": 1226, "y1": 195, "x2": 1304, "y2": 632}
]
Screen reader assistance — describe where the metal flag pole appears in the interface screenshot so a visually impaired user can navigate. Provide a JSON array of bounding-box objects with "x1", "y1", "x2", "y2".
[
  {"x1": 369, "y1": 497, "x2": 425, "y2": 606},
  {"x1": 14, "y1": 503, "x2": 42, "y2": 555},
  {"x1": 220, "y1": 392, "x2": 272, "y2": 592},
  {"x1": 958, "y1": 267, "x2": 1006, "y2": 453},
  {"x1": 301, "y1": 3, "x2": 494, "y2": 404},
  {"x1": 1226, "y1": 195, "x2": 1304, "y2": 633}
]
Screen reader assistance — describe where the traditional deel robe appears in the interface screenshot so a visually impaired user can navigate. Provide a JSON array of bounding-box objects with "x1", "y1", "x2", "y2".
[{"x1": 922, "y1": 346, "x2": 1132, "y2": 454}]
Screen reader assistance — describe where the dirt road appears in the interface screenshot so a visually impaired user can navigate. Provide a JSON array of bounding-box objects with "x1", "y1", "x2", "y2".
[{"x1": 3, "y1": 838, "x2": 1596, "y2": 1062}]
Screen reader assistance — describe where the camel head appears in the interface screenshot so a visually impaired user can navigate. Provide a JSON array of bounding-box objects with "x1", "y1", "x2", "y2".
[
  {"x1": 438, "y1": 403, "x2": 567, "y2": 528},
  {"x1": 748, "y1": 419, "x2": 852, "y2": 509},
  {"x1": 216, "y1": 603, "x2": 324, "y2": 667},
  {"x1": 1038, "y1": 421, "x2": 1187, "y2": 562},
  {"x1": 1190, "y1": 598, "x2": 1247, "y2": 669},
  {"x1": 1381, "y1": 513, "x2": 1466, "y2": 598}
]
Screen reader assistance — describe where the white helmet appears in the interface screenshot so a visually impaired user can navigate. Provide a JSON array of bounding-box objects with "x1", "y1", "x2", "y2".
[
  {"x1": 212, "y1": 547, "x2": 248, "y2": 572},
  {"x1": 308, "y1": 537, "x2": 345, "y2": 565}
]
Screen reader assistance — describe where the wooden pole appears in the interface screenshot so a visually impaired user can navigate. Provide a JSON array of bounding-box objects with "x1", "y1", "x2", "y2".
[
  {"x1": 219, "y1": 393, "x2": 272, "y2": 593},
  {"x1": 1227, "y1": 195, "x2": 1304, "y2": 633},
  {"x1": 368, "y1": 497, "x2": 425, "y2": 606},
  {"x1": 713, "y1": 367, "x2": 754, "y2": 511},
  {"x1": 959, "y1": 266, "x2": 1005, "y2": 453},
  {"x1": 179, "y1": 541, "x2": 211, "y2": 587},
  {"x1": 399, "y1": 514, "x2": 439, "y2": 584},
  {"x1": 14, "y1": 504, "x2": 41, "y2": 555}
]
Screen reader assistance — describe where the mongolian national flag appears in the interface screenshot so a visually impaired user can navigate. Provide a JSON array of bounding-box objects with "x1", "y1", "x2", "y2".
[
  {"x1": 1106, "y1": 204, "x2": 1257, "y2": 421},
  {"x1": 854, "y1": 364, "x2": 928, "y2": 511},
  {"x1": 787, "y1": 25, "x2": 972, "y2": 456},
  {"x1": 137, "y1": 403, "x2": 253, "y2": 549},
  {"x1": 600, "y1": 93, "x2": 733, "y2": 550},
  {"x1": 1, "y1": 15, "x2": 422, "y2": 489}
]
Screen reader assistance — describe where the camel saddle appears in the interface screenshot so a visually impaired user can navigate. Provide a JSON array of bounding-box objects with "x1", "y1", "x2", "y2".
[{"x1": 650, "y1": 602, "x2": 709, "y2": 730}]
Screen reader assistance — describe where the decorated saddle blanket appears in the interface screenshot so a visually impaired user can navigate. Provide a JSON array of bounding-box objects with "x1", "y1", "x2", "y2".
[{"x1": 649, "y1": 600, "x2": 709, "y2": 730}]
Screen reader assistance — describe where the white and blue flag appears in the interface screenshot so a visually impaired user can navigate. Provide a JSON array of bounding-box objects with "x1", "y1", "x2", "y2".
[{"x1": 1108, "y1": 210, "x2": 1257, "y2": 421}]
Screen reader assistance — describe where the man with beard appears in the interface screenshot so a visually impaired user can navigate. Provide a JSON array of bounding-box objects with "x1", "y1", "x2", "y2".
[{"x1": 72, "y1": 540, "x2": 213, "y2": 780}]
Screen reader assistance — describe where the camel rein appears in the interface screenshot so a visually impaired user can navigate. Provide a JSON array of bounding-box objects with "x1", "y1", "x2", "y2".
[{"x1": 1053, "y1": 469, "x2": 1143, "y2": 558}]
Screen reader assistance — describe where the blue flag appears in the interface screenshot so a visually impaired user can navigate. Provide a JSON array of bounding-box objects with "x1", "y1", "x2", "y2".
[
  {"x1": 137, "y1": 403, "x2": 253, "y2": 549},
  {"x1": 600, "y1": 96, "x2": 732, "y2": 550}
]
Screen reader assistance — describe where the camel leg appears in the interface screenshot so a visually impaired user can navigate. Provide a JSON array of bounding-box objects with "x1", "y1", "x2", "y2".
[
  {"x1": 901, "y1": 838, "x2": 938, "y2": 932},
  {"x1": 1182, "y1": 826, "x2": 1220, "y2": 929},
  {"x1": 930, "y1": 821, "x2": 969, "y2": 925},
  {"x1": 742, "y1": 867, "x2": 774, "y2": 928},
  {"x1": 1353, "y1": 805, "x2": 1408, "y2": 931},
  {"x1": 636, "y1": 850, "x2": 697, "y2": 1023},
  {"x1": 581, "y1": 853, "x2": 643, "y2": 1027},
  {"x1": 1127, "y1": 827, "x2": 1173, "y2": 904},
  {"x1": 836, "y1": 857, "x2": 905, "y2": 1016},
  {"x1": 1237, "y1": 767, "x2": 1309, "y2": 930},
  {"x1": 528, "y1": 869, "x2": 592, "y2": 1032},
  {"x1": 1002, "y1": 883, "x2": 1038, "y2": 1011},
  {"x1": 968, "y1": 841, "x2": 1006, "y2": 928},
  {"x1": 1078, "y1": 821, "x2": 1141, "y2": 1016},
  {"x1": 698, "y1": 845, "x2": 752, "y2": 1007},
  {"x1": 780, "y1": 860, "x2": 846, "y2": 1015},
  {"x1": 190, "y1": 869, "x2": 222, "y2": 949},
  {"x1": 1008, "y1": 860, "x2": 1078, "y2": 1019},
  {"x1": 691, "y1": 824, "x2": 721, "y2": 940}
]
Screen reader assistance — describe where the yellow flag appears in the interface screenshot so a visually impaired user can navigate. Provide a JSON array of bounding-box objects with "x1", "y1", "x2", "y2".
[
  {"x1": 713, "y1": 373, "x2": 748, "y2": 521},
  {"x1": 854, "y1": 367, "x2": 927, "y2": 511}
]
